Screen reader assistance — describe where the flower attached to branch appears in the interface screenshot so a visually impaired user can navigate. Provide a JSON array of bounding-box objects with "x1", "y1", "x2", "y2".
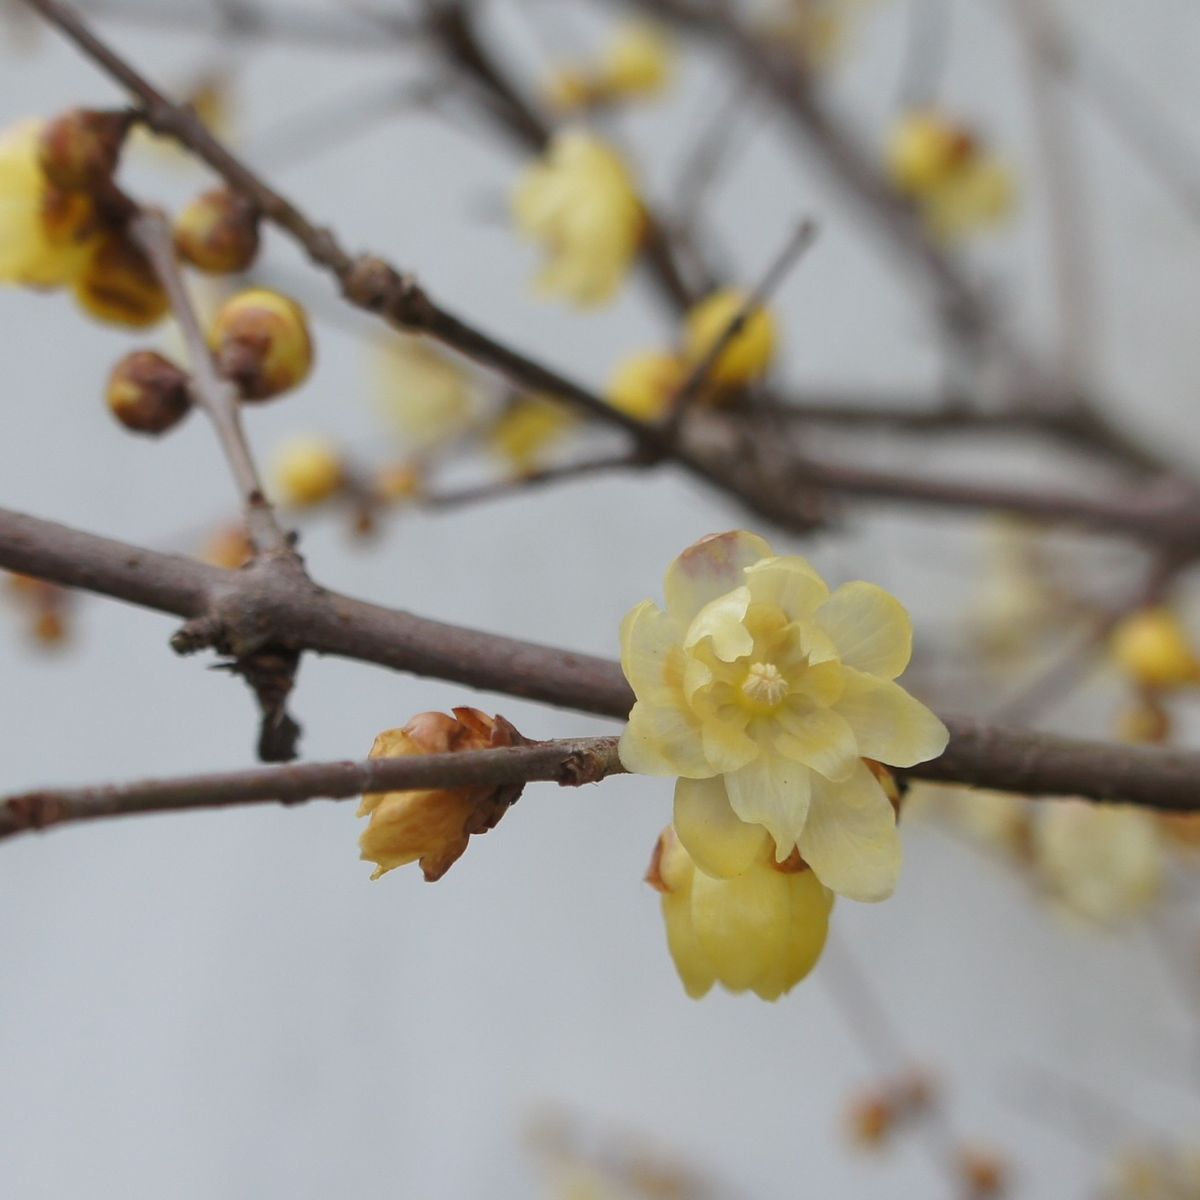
[
  {"x1": 647, "y1": 824, "x2": 833, "y2": 1000},
  {"x1": 358, "y1": 708, "x2": 526, "y2": 882},
  {"x1": 607, "y1": 350, "x2": 686, "y2": 422},
  {"x1": 543, "y1": 21, "x2": 674, "y2": 112},
  {"x1": 886, "y1": 111, "x2": 1014, "y2": 240},
  {"x1": 209, "y1": 288, "x2": 314, "y2": 400},
  {"x1": 620, "y1": 531, "x2": 947, "y2": 902},
  {"x1": 512, "y1": 131, "x2": 645, "y2": 306},
  {"x1": 271, "y1": 435, "x2": 344, "y2": 507},
  {"x1": 489, "y1": 395, "x2": 577, "y2": 476},
  {"x1": 682, "y1": 288, "x2": 778, "y2": 391},
  {"x1": 1109, "y1": 606, "x2": 1200, "y2": 692}
]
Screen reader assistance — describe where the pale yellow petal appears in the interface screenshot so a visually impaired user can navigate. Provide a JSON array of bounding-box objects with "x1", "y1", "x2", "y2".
[
  {"x1": 689, "y1": 862, "x2": 791, "y2": 992},
  {"x1": 700, "y1": 716, "x2": 759, "y2": 774},
  {"x1": 620, "y1": 598, "x2": 685, "y2": 698},
  {"x1": 673, "y1": 775, "x2": 772, "y2": 879},
  {"x1": 663, "y1": 530, "x2": 772, "y2": 625},
  {"x1": 799, "y1": 761, "x2": 902, "y2": 902},
  {"x1": 752, "y1": 870, "x2": 833, "y2": 999},
  {"x1": 619, "y1": 699, "x2": 710, "y2": 778},
  {"x1": 723, "y1": 750, "x2": 811, "y2": 856},
  {"x1": 774, "y1": 703, "x2": 859, "y2": 781},
  {"x1": 832, "y1": 669, "x2": 948, "y2": 767},
  {"x1": 814, "y1": 582, "x2": 913, "y2": 679},
  {"x1": 661, "y1": 885, "x2": 715, "y2": 999},
  {"x1": 684, "y1": 586, "x2": 753, "y2": 662},
  {"x1": 744, "y1": 555, "x2": 830, "y2": 619}
]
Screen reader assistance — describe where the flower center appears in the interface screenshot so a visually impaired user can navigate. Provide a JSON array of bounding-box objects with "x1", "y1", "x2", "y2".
[{"x1": 740, "y1": 660, "x2": 789, "y2": 713}]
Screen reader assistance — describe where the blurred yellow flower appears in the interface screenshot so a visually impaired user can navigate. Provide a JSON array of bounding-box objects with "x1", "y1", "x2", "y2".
[
  {"x1": 886, "y1": 110, "x2": 1013, "y2": 239},
  {"x1": 599, "y1": 21, "x2": 673, "y2": 97},
  {"x1": 1110, "y1": 606, "x2": 1199, "y2": 691},
  {"x1": 606, "y1": 349, "x2": 685, "y2": 422},
  {"x1": 272, "y1": 435, "x2": 343, "y2": 507},
  {"x1": 1031, "y1": 800, "x2": 1163, "y2": 923},
  {"x1": 682, "y1": 289, "x2": 778, "y2": 389},
  {"x1": 620, "y1": 531, "x2": 947, "y2": 901},
  {"x1": 648, "y1": 824, "x2": 833, "y2": 1000},
  {"x1": 489, "y1": 395, "x2": 576, "y2": 475},
  {"x1": 0, "y1": 117, "x2": 97, "y2": 288},
  {"x1": 374, "y1": 334, "x2": 478, "y2": 452},
  {"x1": 512, "y1": 131, "x2": 644, "y2": 306}
]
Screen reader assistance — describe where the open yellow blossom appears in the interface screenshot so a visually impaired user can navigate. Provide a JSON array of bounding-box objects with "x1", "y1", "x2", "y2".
[
  {"x1": 489, "y1": 395, "x2": 577, "y2": 475},
  {"x1": 682, "y1": 289, "x2": 778, "y2": 389},
  {"x1": 1110, "y1": 606, "x2": 1199, "y2": 691},
  {"x1": 620, "y1": 531, "x2": 948, "y2": 901},
  {"x1": 886, "y1": 111, "x2": 1013, "y2": 240},
  {"x1": 1031, "y1": 800, "x2": 1162, "y2": 924},
  {"x1": 606, "y1": 350, "x2": 685, "y2": 422},
  {"x1": 512, "y1": 131, "x2": 644, "y2": 306},
  {"x1": 0, "y1": 118, "x2": 97, "y2": 288},
  {"x1": 373, "y1": 334, "x2": 478, "y2": 452},
  {"x1": 648, "y1": 825, "x2": 833, "y2": 1000}
]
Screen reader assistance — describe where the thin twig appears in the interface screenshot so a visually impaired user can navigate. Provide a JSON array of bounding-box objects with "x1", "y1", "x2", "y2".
[
  {"x1": 421, "y1": 454, "x2": 640, "y2": 511},
  {"x1": 129, "y1": 210, "x2": 292, "y2": 557},
  {"x1": 0, "y1": 736, "x2": 625, "y2": 842}
]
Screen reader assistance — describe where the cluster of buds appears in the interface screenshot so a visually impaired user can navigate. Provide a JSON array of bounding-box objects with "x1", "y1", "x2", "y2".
[{"x1": 358, "y1": 708, "x2": 527, "y2": 882}]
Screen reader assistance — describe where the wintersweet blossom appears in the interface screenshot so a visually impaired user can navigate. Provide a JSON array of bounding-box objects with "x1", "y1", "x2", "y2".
[
  {"x1": 607, "y1": 350, "x2": 685, "y2": 422},
  {"x1": 682, "y1": 289, "x2": 778, "y2": 389},
  {"x1": 0, "y1": 118, "x2": 96, "y2": 288},
  {"x1": 489, "y1": 395, "x2": 576, "y2": 475},
  {"x1": 1031, "y1": 800, "x2": 1163, "y2": 924},
  {"x1": 619, "y1": 531, "x2": 948, "y2": 901},
  {"x1": 512, "y1": 131, "x2": 644, "y2": 306},
  {"x1": 1110, "y1": 606, "x2": 1199, "y2": 691},
  {"x1": 647, "y1": 825, "x2": 833, "y2": 1000}
]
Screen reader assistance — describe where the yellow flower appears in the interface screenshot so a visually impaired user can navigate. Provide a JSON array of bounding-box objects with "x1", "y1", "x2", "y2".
[
  {"x1": 606, "y1": 350, "x2": 685, "y2": 422},
  {"x1": 599, "y1": 21, "x2": 673, "y2": 97},
  {"x1": 0, "y1": 118, "x2": 97, "y2": 288},
  {"x1": 489, "y1": 395, "x2": 576, "y2": 475},
  {"x1": 1110, "y1": 606, "x2": 1199, "y2": 691},
  {"x1": 619, "y1": 531, "x2": 948, "y2": 901},
  {"x1": 682, "y1": 289, "x2": 778, "y2": 388},
  {"x1": 1031, "y1": 800, "x2": 1162, "y2": 924},
  {"x1": 512, "y1": 131, "x2": 644, "y2": 306},
  {"x1": 358, "y1": 708, "x2": 523, "y2": 882},
  {"x1": 886, "y1": 110, "x2": 1013, "y2": 239},
  {"x1": 373, "y1": 334, "x2": 478, "y2": 452},
  {"x1": 272, "y1": 435, "x2": 343, "y2": 507},
  {"x1": 648, "y1": 824, "x2": 832, "y2": 999}
]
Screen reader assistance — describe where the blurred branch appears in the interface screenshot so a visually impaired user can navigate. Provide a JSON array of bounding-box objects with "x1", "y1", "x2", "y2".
[
  {"x1": 4, "y1": 507, "x2": 1200, "y2": 810},
  {"x1": 0, "y1": 736, "x2": 624, "y2": 842}
]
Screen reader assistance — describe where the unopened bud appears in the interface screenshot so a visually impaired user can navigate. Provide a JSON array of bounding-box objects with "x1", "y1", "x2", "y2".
[
  {"x1": 105, "y1": 350, "x2": 191, "y2": 434},
  {"x1": 174, "y1": 188, "x2": 260, "y2": 275},
  {"x1": 272, "y1": 435, "x2": 343, "y2": 506},
  {"x1": 73, "y1": 233, "x2": 169, "y2": 328},
  {"x1": 209, "y1": 288, "x2": 313, "y2": 401},
  {"x1": 37, "y1": 108, "x2": 128, "y2": 193}
]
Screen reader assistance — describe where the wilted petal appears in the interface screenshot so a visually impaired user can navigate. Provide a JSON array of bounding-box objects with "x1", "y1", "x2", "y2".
[
  {"x1": 774, "y1": 703, "x2": 859, "y2": 781},
  {"x1": 832, "y1": 669, "x2": 948, "y2": 767},
  {"x1": 799, "y1": 761, "x2": 902, "y2": 902},
  {"x1": 664, "y1": 530, "x2": 772, "y2": 625},
  {"x1": 723, "y1": 751, "x2": 811, "y2": 856},
  {"x1": 744, "y1": 555, "x2": 830, "y2": 620},
  {"x1": 674, "y1": 775, "x2": 773, "y2": 879},
  {"x1": 814, "y1": 582, "x2": 914, "y2": 679}
]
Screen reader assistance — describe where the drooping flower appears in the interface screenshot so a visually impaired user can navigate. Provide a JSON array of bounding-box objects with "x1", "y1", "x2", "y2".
[
  {"x1": 886, "y1": 110, "x2": 1013, "y2": 240},
  {"x1": 682, "y1": 289, "x2": 778, "y2": 389},
  {"x1": 606, "y1": 350, "x2": 685, "y2": 422},
  {"x1": 358, "y1": 708, "x2": 524, "y2": 882},
  {"x1": 619, "y1": 531, "x2": 948, "y2": 901},
  {"x1": 512, "y1": 131, "x2": 645, "y2": 306},
  {"x1": 1031, "y1": 800, "x2": 1163, "y2": 924},
  {"x1": 0, "y1": 117, "x2": 98, "y2": 288},
  {"x1": 647, "y1": 824, "x2": 833, "y2": 1000}
]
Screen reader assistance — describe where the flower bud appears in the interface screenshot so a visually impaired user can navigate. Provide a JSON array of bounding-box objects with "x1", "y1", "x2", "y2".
[
  {"x1": 358, "y1": 708, "x2": 525, "y2": 882},
  {"x1": 37, "y1": 108, "x2": 127, "y2": 193},
  {"x1": 599, "y1": 21, "x2": 672, "y2": 97},
  {"x1": 1110, "y1": 607, "x2": 1199, "y2": 691},
  {"x1": 209, "y1": 288, "x2": 313, "y2": 401},
  {"x1": 105, "y1": 350, "x2": 191, "y2": 435},
  {"x1": 682, "y1": 288, "x2": 777, "y2": 388},
  {"x1": 174, "y1": 188, "x2": 260, "y2": 275},
  {"x1": 887, "y1": 111, "x2": 975, "y2": 196},
  {"x1": 607, "y1": 350, "x2": 685, "y2": 421},
  {"x1": 73, "y1": 233, "x2": 169, "y2": 328},
  {"x1": 272, "y1": 435, "x2": 343, "y2": 507}
]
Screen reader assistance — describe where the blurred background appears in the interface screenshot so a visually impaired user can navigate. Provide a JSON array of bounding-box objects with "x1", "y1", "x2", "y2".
[{"x1": 2, "y1": 1, "x2": 1200, "y2": 1196}]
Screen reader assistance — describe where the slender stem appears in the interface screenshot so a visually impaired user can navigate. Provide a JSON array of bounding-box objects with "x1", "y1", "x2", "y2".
[
  {"x1": 0, "y1": 736, "x2": 624, "y2": 842},
  {"x1": 421, "y1": 454, "x2": 640, "y2": 511},
  {"x1": 129, "y1": 210, "x2": 291, "y2": 556}
]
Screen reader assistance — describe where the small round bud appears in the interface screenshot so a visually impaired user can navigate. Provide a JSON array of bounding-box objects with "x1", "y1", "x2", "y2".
[
  {"x1": 73, "y1": 233, "x2": 169, "y2": 328},
  {"x1": 174, "y1": 189, "x2": 260, "y2": 275},
  {"x1": 272, "y1": 435, "x2": 343, "y2": 506},
  {"x1": 209, "y1": 288, "x2": 314, "y2": 401},
  {"x1": 105, "y1": 350, "x2": 191, "y2": 435},
  {"x1": 606, "y1": 350, "x2": 685, "y2": 421},
  {"x1": 1110, "y1": 607, "x2": 1199, "y2": 691},
  {"x1": 682, "y1": 288, "x2": 778, "y2": 389},
  {"x1": 37, "y1": 108, "x2": 128, "y2": 193}
]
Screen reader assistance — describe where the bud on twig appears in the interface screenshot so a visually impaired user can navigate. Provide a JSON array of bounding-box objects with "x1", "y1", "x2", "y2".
[
  {"x1": 209, "y1": 289, "x2": 313, "y2": 400},
  {"x1": 174, "y1": 189, "x2": 260, "y2": 275},
  {"x1": 105, "y1": 350, "x2": 191, "y2": 434},
  {"x1": 37, "y1": 107, "x2": 128, "y2": 193}
]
